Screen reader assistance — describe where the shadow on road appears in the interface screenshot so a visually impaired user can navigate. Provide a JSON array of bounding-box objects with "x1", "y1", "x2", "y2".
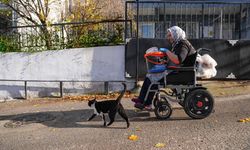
[{"x1": 0, "y1": 109, "x2": 192, "y2": 129}]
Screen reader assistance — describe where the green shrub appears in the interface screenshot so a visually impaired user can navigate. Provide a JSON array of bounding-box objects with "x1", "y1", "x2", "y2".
[
  {"x1": 0, "y1": 36, "x2": 20, "y2": 52},
  {"x1": 66, "y1": 29, "x2": 123, "y2": 48},
  {"x1": 80, "y1": 32, "x2": 109, "y2": 47}
]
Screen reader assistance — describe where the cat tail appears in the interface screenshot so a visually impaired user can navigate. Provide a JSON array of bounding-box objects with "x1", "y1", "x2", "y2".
[{"x1": 116, "y1": 83, "x2": 127, "y2": 103}]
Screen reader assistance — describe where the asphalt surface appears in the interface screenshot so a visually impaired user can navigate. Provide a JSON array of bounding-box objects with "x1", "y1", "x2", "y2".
[{"x1": 0, "y1": 95, "x2": 250, "y2": 150}]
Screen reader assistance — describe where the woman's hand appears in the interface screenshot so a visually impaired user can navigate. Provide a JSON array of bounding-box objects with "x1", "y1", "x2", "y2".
[{"x1": 159, "y1": 48, "x2": 169, "y2": 53}]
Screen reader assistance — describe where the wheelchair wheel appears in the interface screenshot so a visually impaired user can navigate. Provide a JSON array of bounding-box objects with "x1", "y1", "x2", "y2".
[
  {"x1": 184, "y1": 89, "x2": 214, "y2": 119},
  {"x1": 154, "y1": 96, "x2": 172, "y2": 119}
]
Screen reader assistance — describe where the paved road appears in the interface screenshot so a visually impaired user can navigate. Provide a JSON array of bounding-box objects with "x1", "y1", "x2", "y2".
[{"x1": 0, "y1": 95, "x2": 250, "y2": 150}]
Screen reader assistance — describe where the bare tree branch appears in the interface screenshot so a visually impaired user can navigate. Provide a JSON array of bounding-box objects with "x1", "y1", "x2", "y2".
[{"x1": 0, "y1": 0, "x2": 58, "y2": 49}]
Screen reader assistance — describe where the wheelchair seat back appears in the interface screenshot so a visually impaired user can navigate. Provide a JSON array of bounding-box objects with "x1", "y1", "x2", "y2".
[
  {"x1": 165, "y1": 52, "x2": 198, "y2": 85},
  {"x1": 183, "y1": 52, "x2": 198, "y2": 67}
]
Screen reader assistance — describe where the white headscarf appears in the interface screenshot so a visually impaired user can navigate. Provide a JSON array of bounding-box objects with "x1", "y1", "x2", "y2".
[{"x1": 167, "y1": 26, "x2": 186, "y2": 48}]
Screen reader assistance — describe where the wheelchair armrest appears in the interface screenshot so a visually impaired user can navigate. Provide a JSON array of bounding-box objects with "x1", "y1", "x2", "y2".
[{"x1": 168, "y1": 66, "x2": 195, "y2": 71}]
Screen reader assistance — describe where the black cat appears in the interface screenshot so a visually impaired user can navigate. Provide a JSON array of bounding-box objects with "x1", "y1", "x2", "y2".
[{"x1": 87, "y1": 83, "x2": 130, "y2": 128}]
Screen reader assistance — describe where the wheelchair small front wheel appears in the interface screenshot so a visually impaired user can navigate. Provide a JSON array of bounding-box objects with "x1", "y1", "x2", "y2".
[
  {"x1": 154, "y1": 97, "x2": 172, "y2": 119},
  {"x1": 184, "y1": 89, "x2": 214, "y2": 119},
  {"x1": 153, "y1": 90, "x2": 169, "y2": 107}
]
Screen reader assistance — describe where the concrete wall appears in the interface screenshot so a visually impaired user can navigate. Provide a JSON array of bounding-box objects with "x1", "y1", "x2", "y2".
[{"x1": 0, "y1": 46, "x2": 132, "y2": 101}]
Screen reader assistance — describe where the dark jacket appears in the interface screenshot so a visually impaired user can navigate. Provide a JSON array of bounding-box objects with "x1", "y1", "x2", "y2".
[{"x1": 172, "y1": 39, "x2": 196, "y2": 67}]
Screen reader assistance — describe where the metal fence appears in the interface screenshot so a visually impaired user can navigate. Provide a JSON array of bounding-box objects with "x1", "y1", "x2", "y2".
[
  {"x1": 124, "y1": 1, "x2": 250, "y2": 82},
  {"x1": 125, "y1": 38, "x2": 250, "y2": 80},
  {"x1": 0, "y1": 20, "x2": 131, "y2": 52},
  {"x1": 125, "y1": 1, "x2": 250, "y2": 40},
  {"x1": 0, "y1": 79, "x2": 127, "y2": 99}
]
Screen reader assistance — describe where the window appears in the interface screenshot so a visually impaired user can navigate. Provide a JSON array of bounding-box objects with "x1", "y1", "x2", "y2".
[{"x1": 140, "y1": 23, "x2": 155, "y2": 38}]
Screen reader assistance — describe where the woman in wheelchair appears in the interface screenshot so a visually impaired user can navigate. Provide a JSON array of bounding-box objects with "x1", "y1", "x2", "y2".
[{"x1": 131, "y1": 26, "x2": 196, "y2": 110}]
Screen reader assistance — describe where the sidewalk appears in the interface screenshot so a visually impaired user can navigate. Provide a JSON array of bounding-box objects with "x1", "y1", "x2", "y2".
[
  {"x1": 0, "y1": 80, "x2": 249, "y2": 103},
  {"x1": 0, "y1": 80, "x2": 249, "y2": 107}
]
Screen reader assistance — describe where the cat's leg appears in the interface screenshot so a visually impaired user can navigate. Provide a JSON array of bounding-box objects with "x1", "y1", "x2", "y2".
[
  {"x1": 107, "y1": 111, "x2": 116, "y2": 127},
  {"x1": 102, "y1": 114, "x2": 106, "y2": 126},
  {"x1": 87, "y1": 114, "x2": 97, "y2": 121},
  {"x1": 118, "y1": 104, "x2": 130, "y2": 128}
]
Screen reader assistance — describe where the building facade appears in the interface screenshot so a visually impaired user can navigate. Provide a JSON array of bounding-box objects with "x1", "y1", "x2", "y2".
[
  {"x1": 0, "y1": 3, "x2": 11, "y2": 29},
  {"x1": 126, "y1": 0, "x2": 250, "y2": 40}
]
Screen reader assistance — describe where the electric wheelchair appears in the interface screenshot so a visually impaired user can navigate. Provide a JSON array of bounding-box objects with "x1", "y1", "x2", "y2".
[{"x1": 144, "y1": 48, "x2": 214, "y2": 119}]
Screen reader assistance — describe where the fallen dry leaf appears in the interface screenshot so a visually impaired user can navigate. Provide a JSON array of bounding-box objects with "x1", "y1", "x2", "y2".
[
  {"x1": 245, "y1": 118, "x2": 250, "y2": 121},
  {"x1": 155, "y1": 143, "x2": 166, "y2": 148},
  {"x1": 238, "y1": 118, "x2": 250, "y2": 123},
  {"x1": 128, "y1": 134, "x2": 138, "y2": 141},
  {"x1": 238, "y1": 119, "x2": 246, "y2": 123}
]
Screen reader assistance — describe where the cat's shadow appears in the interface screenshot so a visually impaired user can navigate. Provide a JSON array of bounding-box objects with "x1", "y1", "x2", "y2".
[{"x1": 0, "y1": 109, "x2": 191, "y2": 129}]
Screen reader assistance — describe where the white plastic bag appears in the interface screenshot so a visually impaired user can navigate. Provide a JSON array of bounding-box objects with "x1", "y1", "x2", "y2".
[
  {"x1": 196, "y1": 54, "x2": 217, "y2": 79},
  {"x1": 146, "y1": 47, "x2": 158, "y2": 53}
]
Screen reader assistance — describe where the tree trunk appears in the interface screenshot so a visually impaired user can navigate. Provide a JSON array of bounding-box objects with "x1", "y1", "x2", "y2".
[{"x1": 40, "y1": 25, "x2": 52, "y2": 50}]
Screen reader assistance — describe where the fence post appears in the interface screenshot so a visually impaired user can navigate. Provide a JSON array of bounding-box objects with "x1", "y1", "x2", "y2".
[
  {"x1": 125, "y1": 1, "x2": 128, "y2": 40},
  {"x1": 136, "y1": 0, "x2": 139, "y2": 84},
  {"x1": 202, "y1": 3, "x2": 204, "y2": 39},
  {"x1": 61, "y1": 25, "x2": 65, "y2": 49},
  {"x1": 60, "y1": 81, "x2": 63, "y2": 98},
  {"x1": 104, "y1": 82, "x2": 109, "y2": 94},
  {"x1": 24, "y1": 81, "x2": 27, "y2": 99}
]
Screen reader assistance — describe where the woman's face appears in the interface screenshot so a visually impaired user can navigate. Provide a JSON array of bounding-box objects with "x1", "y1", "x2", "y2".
[{"x1": 167, "y1": 31, "x2": 174, "y2": 44}]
